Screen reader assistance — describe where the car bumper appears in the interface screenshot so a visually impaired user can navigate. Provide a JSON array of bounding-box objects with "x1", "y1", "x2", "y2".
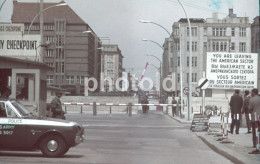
[{"x1": 75, "y1": 135, "x2": 84, "y2": 145}]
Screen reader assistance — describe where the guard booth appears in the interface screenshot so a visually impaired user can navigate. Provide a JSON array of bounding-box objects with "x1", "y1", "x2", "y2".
[{"x1": 0, "y1": 56, "x2": 52, "y2": 117}]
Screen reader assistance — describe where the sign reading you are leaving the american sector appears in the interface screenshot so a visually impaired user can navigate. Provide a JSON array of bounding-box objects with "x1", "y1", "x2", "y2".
[{"x1": 206, "y1": 52, "x2": 258, "y2": 90}]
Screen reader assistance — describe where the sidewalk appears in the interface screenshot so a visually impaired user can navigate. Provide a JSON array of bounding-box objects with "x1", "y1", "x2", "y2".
[{"x1": 169, "y1": 114, "x2": 260, "y2": 164}]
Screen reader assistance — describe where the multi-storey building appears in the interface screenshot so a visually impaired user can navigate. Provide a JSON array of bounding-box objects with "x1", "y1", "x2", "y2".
[
  {"x1": 251, "y1": 16, "x2": 260, "y2": 88},
  {"x1": 11, "y1": 1, "x2": 102, "y2": 95},
  {"x1": 170, "y1": 9, "x2": 252, "y2": 98},
  {"x1": 101, "y1": 44, "x2": 123, "y2": 91}
]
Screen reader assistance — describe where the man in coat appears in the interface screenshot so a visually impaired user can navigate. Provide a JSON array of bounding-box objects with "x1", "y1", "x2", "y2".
[
  {"x1": 242, "y1": 90, "x2": 252, "y2": 133},
  {"x1": 248, "y1": 88, "x2": 260, "y2": 148},
  {"x1": 172, "y1": 97, "x2": 177, "y2": 117},
  {"x1": 229, "y1": 90, "x2": 243, "y2": 134},
  {"x1": 51, "y1": 91, "x2": 65, "y2": 119}
]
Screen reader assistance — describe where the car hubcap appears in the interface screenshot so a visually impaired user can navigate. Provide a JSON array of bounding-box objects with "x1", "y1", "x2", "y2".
[{"x1": 47, "y1": 140, "x2": 58, "y2": 152}]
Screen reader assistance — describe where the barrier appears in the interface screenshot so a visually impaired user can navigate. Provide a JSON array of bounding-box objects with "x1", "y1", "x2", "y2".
[
  {"x1": 249, "y1": 113, "x2": 260, "y2": 154},
  {"x1": 59, "y1": 102, "x2": 182, "y2": 116}
]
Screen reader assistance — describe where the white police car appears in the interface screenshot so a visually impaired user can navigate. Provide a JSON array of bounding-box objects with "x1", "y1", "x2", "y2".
[{"x1": 0, "y1": 99, "x2": 84, "y2": 157}]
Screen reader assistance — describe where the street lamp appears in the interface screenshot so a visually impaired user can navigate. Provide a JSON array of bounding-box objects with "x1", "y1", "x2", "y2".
[
  {"x1": 146, "y1": 54, "x2": 162, "y2": 100},
  {"x1": 142, "y1": 39, "x2": 164, "y2": 50},
  {"x1": 71, "y1": 30, "x2": 92, "y2": 35},
  {"x1": 0, "y1": 0, "x2": 7, "y2": 11},
  {"x1": 27, "y1": 3, "x2": 68, "y2": 35},
  {"x1": 177, "y1": 0, "x2": 192, "y2": 121},
  {"x1": 139, "y1": 20, "x2": 171, "y2": 37}
]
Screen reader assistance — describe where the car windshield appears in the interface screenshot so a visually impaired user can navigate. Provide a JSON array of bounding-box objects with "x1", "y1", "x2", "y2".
[{"x1": 11, "y1": 100, "x2": 32, "y2": 117}]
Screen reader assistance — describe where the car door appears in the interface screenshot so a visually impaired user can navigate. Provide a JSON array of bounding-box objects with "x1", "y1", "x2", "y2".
[{"x1": 0, "y1": 102, "x2": 28, "y2": 149}]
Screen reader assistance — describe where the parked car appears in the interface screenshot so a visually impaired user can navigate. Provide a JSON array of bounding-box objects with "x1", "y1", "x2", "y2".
[{"x1": 0, "y1": 99, "x2": 84, "y2": 157}]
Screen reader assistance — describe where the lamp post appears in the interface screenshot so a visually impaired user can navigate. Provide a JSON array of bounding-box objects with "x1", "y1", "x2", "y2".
[
  {"x1": 142, "y1": 39, "x2": 164, "y2": 50},
  {"x1": 146, "y1": 54, "x2": 162, "y2": 100},
  {"x1": 0, "y1": 0, "x2": 7, "y2": 11},
  {"x1": 177, "y1": 0, "x2": 192, "y2": 121},
  {"x1": 27, "y1": 3, "x2": 67, "y2": 35},
  {"x1": 139, "y1": 20, "x2": 171, "y2": 36}
]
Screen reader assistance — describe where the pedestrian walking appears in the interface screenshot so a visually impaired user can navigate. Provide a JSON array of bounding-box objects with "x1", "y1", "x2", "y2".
[
  {"x1": 141, "y1": 96, "x2": 149, "y2": 113},
  {"x1": 242, "y1": 90, "x2": 252, "y2": 133},
  {"x1": 248, "y1": 88, "x2": 260, "y2": 148},
  {"x1": 50, "y1": 91, "x2": 65, "y2": 119},
  {"x1": 178, "y1": 97, "x2": 183, "y2": 116},
  {"x1": 171, "y1": 97, "x2": 177, "y2": 117},
  {"x1": 229, "y1": 90, "x2": 243, "y2": 134}
]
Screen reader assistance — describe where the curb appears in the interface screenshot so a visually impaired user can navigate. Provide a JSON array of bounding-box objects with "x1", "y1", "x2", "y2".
[
  {"x1": 166, "y1": 114, "x2": 191, "y2": 124},
  {"x1": 197, "y1": 134, "x2": 244, "y2": 164}
]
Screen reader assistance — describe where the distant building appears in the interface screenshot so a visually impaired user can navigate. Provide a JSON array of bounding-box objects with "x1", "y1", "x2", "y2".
[
  {"x1": 251, "y1": 16, "x2": 260, "y2": 88},
  {"x1": 11, "y1": 1, "x2": 102, "y2": 95},
  {"x1": 101, "y1": 44, "x2": 123, "y2": 91},
  {"x1": 169, "y1": 9, "x2": 252, "y2": 98}
]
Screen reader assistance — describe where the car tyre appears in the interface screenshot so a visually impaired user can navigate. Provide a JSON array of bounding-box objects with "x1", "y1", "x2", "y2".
[{"x1": 40, "y1": 134, "x2": 66, "y2": 157}]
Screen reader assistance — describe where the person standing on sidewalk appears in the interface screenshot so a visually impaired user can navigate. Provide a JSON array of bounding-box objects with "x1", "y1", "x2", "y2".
[
  {"x1": 51, "y1": 91, "x2": 65, "y2": 119},
  {"x1": 229, "y1": 90, "x2": 243, "y2": 134},
  {"x1": 171, "y1": 97, "x2": 177, "y2": 117},
  {"x1": 248, "y1": 88, "x2": 260, "y2": 148},
  {"x1": 242, "y1": 90, "x2": 252, "y2": 133}
]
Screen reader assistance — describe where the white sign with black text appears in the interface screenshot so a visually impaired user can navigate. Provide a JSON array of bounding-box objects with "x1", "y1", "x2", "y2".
[{"x1": 206, "y1": 52, "x2": 258, "y2": 90}]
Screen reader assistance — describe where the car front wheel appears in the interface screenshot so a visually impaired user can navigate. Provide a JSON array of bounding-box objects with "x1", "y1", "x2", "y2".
[{"x1": 40, "y1": 134, "x2": 67, "y2": 157}]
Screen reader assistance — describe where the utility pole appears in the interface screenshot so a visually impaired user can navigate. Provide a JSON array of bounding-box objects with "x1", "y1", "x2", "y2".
[{"x1": 40, "y1": 0, "x2": 43, "y2": 62}]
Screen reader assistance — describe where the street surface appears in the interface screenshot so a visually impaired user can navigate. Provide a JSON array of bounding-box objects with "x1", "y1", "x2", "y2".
[{"x1": 0, "y1": 111, "x2": 233, "y2": 164}]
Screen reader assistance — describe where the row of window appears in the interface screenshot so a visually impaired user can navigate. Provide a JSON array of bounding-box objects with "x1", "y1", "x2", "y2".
[
  {"x1": 174, "y1": 41, "x2": 247, "y2": 52},
  {"x1": 173, "y1": 27, "x2": 247, "y2": 37},
  {"x1": 46, "y1": 48, "x2": 65, "y2": 58},
  {"x1": 47, "y1": 75, "x2": 85, "y2": 85},
  {"x1": 176, "y1": 73, "x2": 197, "y2": 83}
]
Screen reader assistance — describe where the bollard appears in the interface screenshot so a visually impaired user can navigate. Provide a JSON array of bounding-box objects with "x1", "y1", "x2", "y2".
[
  {"x1": 128, "y1": 102, "x2": 132, "y2": 116},
  {"x1": 80, "y1": 106, "x2": 83, "y2": 114},
  {"x1": 126, "y1": 106, "x2": 128, "y2": 114},
  {"x1": 110, "y1": 106, "x2": 112, "y2": 114},
  {"x1": 93, "y1": 102, "x2": 97, "y2": 116},
  {"x1": 65, "y1": 106, "x2": 67, "y2": 114}
]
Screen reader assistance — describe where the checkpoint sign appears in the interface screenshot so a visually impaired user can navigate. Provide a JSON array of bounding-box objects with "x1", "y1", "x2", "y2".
[
  {"x1": 197, "y1": 78, "x2": 209, "y2": 90},
  {"x1": 183, "y1": 87, "x2": 189, "y2": 95}
]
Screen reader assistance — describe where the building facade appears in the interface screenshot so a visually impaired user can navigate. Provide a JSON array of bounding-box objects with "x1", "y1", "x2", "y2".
[
  {"x1": 170, "y1": 9, "x2": 252, "y2": 98},
  {"x1": 11, "y1": 1, "x2": 101, "y2": 95},
  {"x1": 251, "y1": 16, "x2": 260, "y2": 88},
  {"x1": 101, "y1": 44, "x2": 123, "y2": 91}
]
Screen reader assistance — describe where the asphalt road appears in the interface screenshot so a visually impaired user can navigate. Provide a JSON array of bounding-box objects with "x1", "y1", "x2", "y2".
[{"x1": 0, "y1": 111, "x2": 233, "y2": 164}]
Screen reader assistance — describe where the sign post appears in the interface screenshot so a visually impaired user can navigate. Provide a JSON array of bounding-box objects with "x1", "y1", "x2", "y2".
[{"x1": 197, "y1": 73, "x2": 209, "y2": 114}]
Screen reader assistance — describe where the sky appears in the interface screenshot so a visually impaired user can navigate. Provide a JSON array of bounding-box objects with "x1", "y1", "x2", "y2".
[{"x1": 0, "y1": 0, "x2": 259, "y2": 81}]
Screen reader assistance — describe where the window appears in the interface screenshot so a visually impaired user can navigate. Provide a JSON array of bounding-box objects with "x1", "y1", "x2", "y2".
[
  {"x1": 77, "y1": 76, "x2": 85, "y2": 85},
  {"x1": 44, "y1": 25, "x2": 54, "y2": 31},
  {"x1": 192, "y1": 57, "x2": 197, "y2": 67},
  {"x1": 46, "y1": 50, "x2": 54, "y2": 57},
  {"x1": 6, "y1": 104, "x2": 17, "y2": 118},
  {"x1": 203, "y1": 42, "x2": 207, "y2": 50},
  {"x1": 176, "y1": 41, "x2": 180, "y2": 51},
  {"x1": 177, "y1": 57, "x2": 180, "y2": 67},
  {"x1": 231, "y1": 42, "x2": 235, "y2": 50},
  {"x1": 107, "y1": 62, "x2": 113, "y2": 68},
  {"x1": 47, "y1": 75, "x2": 54, "y2": 84},
  {"x1": 187, "y1": 73, "x2": 189, "y2": 83},
  {"x1": 232, "y1": 28, "x2": 235, "y2": 36},
  {"x1": 212, "y1": 28, "x2": 226, "y2": 36},
  {"x1": 46, "y1": 36, "x2": 54, "y2": 43},
  {"x1": 239, "y1": 28, "x2": 246, "y2": 37},
  {"x1": 192, "y1": 73, "x2": 197, "y2": 82},
  {"x1": 239, "y1": 42, "x2": 246, "y2": 52},
  {"x1": 56, "y1": 35, "x2": 65, "y2": 46},
  {"x1": 61, "y1": 62, "x2": 64, "y2": 73},
  {"x1": 46, "y1": 62, "x2": 54, "y2": 67},
  {"x1": 192, "y1": 41, "x2": 197, "y2": 51},
  {"x1": 66, "y1": 76, "x2": 74, "y2": 84},
  {"x1": 107, "y1": 70, "x2": 114, "y2": 77},
  {"x1": 187, "y1": 57, "x2": 189, "y2": 66},
  {"x1": 187, "y1": 41, "x2": 189, "y2": 51},
  {"x1": 187, "y1": 27, "x2": 197, "y2": 36},
  {"x1": 107, "y1": 55, "x2": 113, "y2": 60},
  {"x1": 174, "y1": 27, "x2": 179, "y2": 35},
  {"x1": 177, "y1": 73, "x2": 180, "y2": 83},
  {"x1": 203, "y1": 27, "x2": 207, "y2": 36}
]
